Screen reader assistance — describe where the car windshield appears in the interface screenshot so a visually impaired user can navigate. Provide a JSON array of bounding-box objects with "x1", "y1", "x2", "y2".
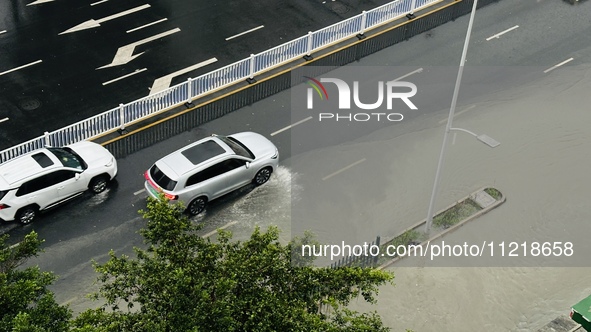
[
  {"x1": 0, "y1": 190, "x2": 6, "y2": 201},
  {"x1": 150, "y1": 165, "x2": 177, "y2": 191},
  {"x1": 217, "y1": 136, "x2": 255, "y2": 159},
  {"x1": 48, "y1": 147, "x2": 87, "y2": 170}
]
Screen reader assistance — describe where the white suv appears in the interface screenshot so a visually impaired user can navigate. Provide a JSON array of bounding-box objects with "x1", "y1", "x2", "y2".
[
  {"x1": 144, "y1": 132, "x2": 278, "y2": 215},
  {"x1": 0, "y1": 141, "x2": 118, "y2": 224}
]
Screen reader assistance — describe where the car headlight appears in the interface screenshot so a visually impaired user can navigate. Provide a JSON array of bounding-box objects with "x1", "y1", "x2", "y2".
[
  {"x1": 105, "y1": 157, "x2": 114, "y2": 167},
  {"x1": 271, "y1": 149, "x2": 278, "y2": 159}
]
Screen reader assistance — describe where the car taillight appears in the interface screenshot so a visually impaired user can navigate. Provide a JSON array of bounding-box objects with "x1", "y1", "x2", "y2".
[
  {"x1": 145, "y1": 170, "x2": 177, "y2": 200},
  {"x1": 163, "y1": 193, "x2": 178, "y2": 200},
  {"x1": 0, "y1": 203, "x2": 10, "y2": 210},
  {"x1": 144, "y1": 170, "x2": 157, "y2": 188}
]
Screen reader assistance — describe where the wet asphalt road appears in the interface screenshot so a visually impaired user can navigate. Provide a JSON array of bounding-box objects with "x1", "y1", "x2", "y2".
[
  {"x1": 0, "y1": 0, "x2": 393, "y2": 149},
  {"x1": 1, "y1": 0, "x2": 590, "y2": 314}
]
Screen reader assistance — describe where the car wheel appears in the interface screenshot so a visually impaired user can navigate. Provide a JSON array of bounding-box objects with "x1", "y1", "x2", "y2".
[
  {"x1": 253, "y1": 167, "x2": 272, "y2": 186},
  {"x1": 187, "y1": 197, "x2": 207, "y2": 216},
  {"x1": 17, "y1": 206, "x2": 37, "y2": 224},
  {"x1": 89, "y1": 176, "x2": 109, "y2": 194}
]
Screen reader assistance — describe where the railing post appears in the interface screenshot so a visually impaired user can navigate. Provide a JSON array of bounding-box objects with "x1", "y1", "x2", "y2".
[
  {"x1": 304, "y1": 31, "x2": 313, "y2": 61},
  {"x1": 357, "y1": 11, "x2": 367, "y2": 40},
  {"x1": 407, "y1": 0, "x2": 417, "y2": 19},
  {"x1": 118, "y1": 103, "x2": 126, "y2": 134},
  {"x1": 44, "y1": 131, "x2": 50, "y2": 147},
  {"x1": 247, "y1": 54, "x2": 256, "y2": 84},
  {"x1": 185, "y1": 77, "x2": 194, "y2": 108}
]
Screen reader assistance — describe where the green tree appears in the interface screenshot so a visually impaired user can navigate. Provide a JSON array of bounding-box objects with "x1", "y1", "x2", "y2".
[
  {"x1": 0, "y1": 231, "x2": 71, "y2": 332},
  {"x1": 73, "y1": 195, "x2": 394, "y2": 331}
]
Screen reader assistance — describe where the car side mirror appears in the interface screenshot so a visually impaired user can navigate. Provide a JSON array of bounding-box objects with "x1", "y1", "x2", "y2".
[
  {"x1": 245, "y1": 162, "x2": 250, "y2": 169},
  {"x1": 75, "y1": 173, "x2": 81, "y2": 180}
]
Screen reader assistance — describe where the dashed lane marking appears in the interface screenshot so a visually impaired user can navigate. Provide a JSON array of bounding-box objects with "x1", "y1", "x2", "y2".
[
  {"x1": 225, "y1": 25, "x2": 265, "y2": 41},
  {"x1": 0, "y1": 60, "x2": 43, "y2": 76},
  {"x1": 102, "y1": 68, "x2": 147, "y2": 85},
  {"x1": 202, "y1": 221, "x2": 239, "y2": 238},
  {"x1": 392, "y1": 68, "x2": 423, "y2": 81},
  {"x1": 486, "y1": 25, "x2": 519, "y2": 41},
  {"x1": 544, "y1": 58, "x2": 574, "y2": 73},
  {"x1": 271, "y1": 116, "x2": 313, "y2": 136},
  {"x1": 59, "y1": 297, "x2": 78, "y2": 306},
  {"x1": 127, "y1": 18, "x2": 168, "y2": 33},
  {"x1": 322, "y1": 158, "x2": 366, "y2": 181},
  {"x1": 90, "y1": 0, "x2": 108, "y2": 5}
]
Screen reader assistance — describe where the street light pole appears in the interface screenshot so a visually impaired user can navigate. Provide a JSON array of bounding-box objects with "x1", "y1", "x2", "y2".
[{"x1": 425, "y1": 0, "x2": 479, "y2": 234}]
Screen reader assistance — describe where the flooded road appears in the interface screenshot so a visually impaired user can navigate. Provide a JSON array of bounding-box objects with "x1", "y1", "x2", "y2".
[
  {"x1": 336, "y1": 64, "x2": 591, "y2": 331},
  {"x1": 188, "y1": 62, "x2": 591, "y2": 330},
  {"x1": 191, "y1": 165, "x2": 297, "y2": 244},
  {"x1": 8, "y1": 0, "x2": 591, "y2": 326}
]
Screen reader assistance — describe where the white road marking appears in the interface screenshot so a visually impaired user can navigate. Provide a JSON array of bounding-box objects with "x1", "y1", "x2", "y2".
[
  {"x1": 90, "y1": 0, "x2": 108, "y2": 5},
  {"x1": 438, "y1": 104, "x2": 476, "y2": 124},
  {"x1": 59, "y1": 297, "x2": 78, "y2": 306},
  {"x1": 486, "y1": 25, "x2": 519, "y2": 41},
  {"x1": 270, "y1": 116, "x2": 313, "y2": 136},
  {"x1": 27, "y1": 0, "x2": 53, "y2": 6},
  {"x1": 133, "y1": 189, "x2": 146, "y2": 195},
  {"x1": 544, "y1": 57, "x2": 574, "y2": 73},
  {"x1": 103, "y1": 68, "x2": 147, "y2": 86},
  {"x1": 97, "y1": 28, "x2": 181, "y2": 69},
  {"x1": 59, "y1": 4, "x2": 151, "y2": 34},
  {"x1": 322, "y1": 158, "x2": 366, "y2": 181},
  {"x1": 127, "y1": 18, "x2": 168, "y2": 33},
  {"x1": 392, "y1": 68, "x2": 423, "y2": 81},
  {"x1": 0, "y1": 60, "x2": 43, "y2": 77},
  {"x1": 149, "y1": 58, "x2": 218, "y2": 94},
  {"x1": 225, "y1": 25, "x2": 265, "y2": 41},
  {"x1": 0, "y1": 118, "x2": 8, "y2": 123},
  {"x1": 0, "y1": 30, "x2": 6, "y2": 35},
  {"x1": 202, "y1": 221, "x2": 239, "y2": 238}
]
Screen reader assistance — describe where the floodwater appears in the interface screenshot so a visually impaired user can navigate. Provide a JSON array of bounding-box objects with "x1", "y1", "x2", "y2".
[
  {"x1": 335, "y1": 64, "x2": 591, "y2": 331},
  {"x1": 203, "y1": 62, "x2": 591, "y2": 330},
  {"x1": 205, "y1": 64, "x2": 591, "y2": 330},
  {"x1": 194, "y1": 165, "x2": 297, "y2": 244},
  {"x1": 23, "y1": 60, "x2": 590, "y2": 329}
]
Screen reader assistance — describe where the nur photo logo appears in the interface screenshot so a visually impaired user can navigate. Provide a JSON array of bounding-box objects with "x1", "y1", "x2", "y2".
[{"x1": 304, "y1": 76, "x2": 418, "y2": 122}]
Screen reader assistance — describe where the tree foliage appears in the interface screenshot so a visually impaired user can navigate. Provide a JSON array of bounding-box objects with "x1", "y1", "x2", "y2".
[
  {"x1": 0, "y1": 231, "x2": 71, "y2": 332},
  {"x1": 73, "y1": 195, "x2": 395, "y2": 331}
]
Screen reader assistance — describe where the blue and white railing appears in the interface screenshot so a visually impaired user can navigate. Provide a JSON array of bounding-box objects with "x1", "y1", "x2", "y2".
[{"x1": 0, "y1": 0, "x2": 439, "y2": 163}]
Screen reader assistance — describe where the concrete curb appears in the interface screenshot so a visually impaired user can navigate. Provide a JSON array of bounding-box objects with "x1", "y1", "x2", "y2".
[{"x1": 377, "y1": 186, "x2": 506, "y2": 270}]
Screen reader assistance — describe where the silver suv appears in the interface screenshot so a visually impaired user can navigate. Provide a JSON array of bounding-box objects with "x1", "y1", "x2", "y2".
[
  {"x1": 144, "y1": 132, "x2": 279, "y2": 215},
  {"x1": 0, "y1": 141, "x2": 118, "y2": 224}
]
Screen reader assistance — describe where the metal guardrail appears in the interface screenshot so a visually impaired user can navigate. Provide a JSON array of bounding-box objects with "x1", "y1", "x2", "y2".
[{"x1": 0, "y1": 0, "x2": 439, "y2": 164}]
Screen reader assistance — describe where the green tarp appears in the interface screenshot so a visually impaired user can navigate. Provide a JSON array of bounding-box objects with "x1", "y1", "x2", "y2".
[{"x1": 571, "y1": 294, "x2": 591, "y2": 331}]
